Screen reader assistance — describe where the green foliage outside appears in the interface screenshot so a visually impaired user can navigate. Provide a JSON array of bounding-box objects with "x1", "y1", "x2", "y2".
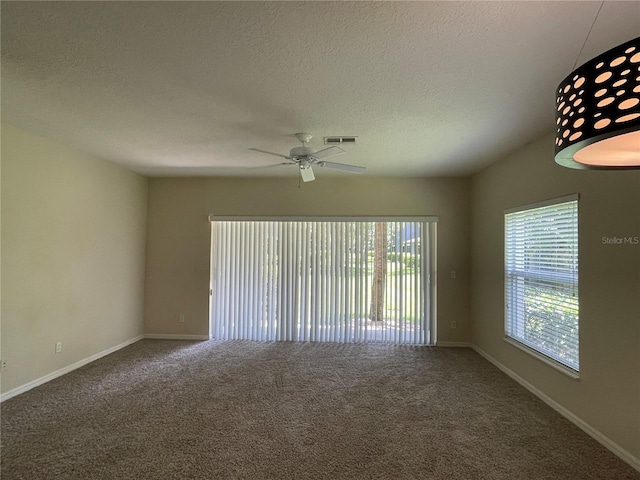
[
  {"x1": 368, "y1": 252, "x2": 420, "y2": 274},
  {"x1": 523, "y1": 284, "x2": 579, "y2": 366}
]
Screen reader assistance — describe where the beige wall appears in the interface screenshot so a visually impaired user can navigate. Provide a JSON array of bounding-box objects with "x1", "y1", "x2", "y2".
[
  {"x1": 471, "y1": 133, "x2": 640, "y2": 460},
  {"x1": 1, "y1": 123, "x2": 148, "y2": 394},
  {"x1": 144, "y1": 176, "x2": 471, "y2": 343}
]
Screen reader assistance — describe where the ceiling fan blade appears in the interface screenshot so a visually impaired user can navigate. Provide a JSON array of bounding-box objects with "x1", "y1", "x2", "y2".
[
  {"x1": 318, "y1": 161, "x2": 366, "y2": 174},
  {"x1": 248, "y1": 162, "x2": 294, "y2": 170},
  {"x1": 299, "y1": 165, "x2": 316, "y2": 182},
  {"x1": 311, "y1": 146, "x2": 345, "y2": 160},
  {"x1": 249, "y1": 148, "x2": 291, "y2": 160}
]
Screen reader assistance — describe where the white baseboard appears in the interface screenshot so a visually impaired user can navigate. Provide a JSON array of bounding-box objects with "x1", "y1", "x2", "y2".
[
  {"x1": 144, "y1": 334, "x2": 211, "y2": 340},
  {"x1": 0, "y1": 335, "x2": 144, "y2": 403},
  {"x1": 436, "y1": 341, "x2": 472, "y2": 347},
  {"x1": 471, "y1": 344, "x2": 640, "y2": 473}
]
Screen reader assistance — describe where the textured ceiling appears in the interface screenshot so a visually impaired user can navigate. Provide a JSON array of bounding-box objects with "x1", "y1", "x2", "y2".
[{"x1": 2, "y1": 1, "x2": 639, "y2": 177}]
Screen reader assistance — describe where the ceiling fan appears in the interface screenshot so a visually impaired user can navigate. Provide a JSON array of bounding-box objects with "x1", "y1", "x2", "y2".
[{"x1": 249, "y1": 132, "x2": 366, "y2": 182}]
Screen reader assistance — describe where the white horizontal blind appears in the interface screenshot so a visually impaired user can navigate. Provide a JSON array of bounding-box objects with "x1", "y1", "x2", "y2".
[
  {"x1": 505, "y1": 197, "x2": 579, "y2": 371},
  {"x1": 210, "y1": 220, "x2": 435, "y2": 345}
]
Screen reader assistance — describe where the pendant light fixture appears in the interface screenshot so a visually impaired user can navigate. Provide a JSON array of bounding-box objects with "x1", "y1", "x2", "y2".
[{"x1": 554, "y1": 8, "x2": 640, "y2": 170}]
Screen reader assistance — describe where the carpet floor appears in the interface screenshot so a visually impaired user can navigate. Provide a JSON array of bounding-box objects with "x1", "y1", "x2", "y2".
[{"x1": 1, "y1": 339, "x2": 638, "y2": 479}]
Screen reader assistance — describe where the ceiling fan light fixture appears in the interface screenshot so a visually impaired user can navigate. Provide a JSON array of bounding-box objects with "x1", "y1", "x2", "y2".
[
  {"x1": 554, "y1": 37, "x2": 640, "y2": 170},
  {"x1": 299, "y1": 164, "x2": 315, "y2": 182}
]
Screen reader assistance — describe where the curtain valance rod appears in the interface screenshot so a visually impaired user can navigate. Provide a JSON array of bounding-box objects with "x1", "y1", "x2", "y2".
[{"x1": 209, "y1": 215, "x2": 439, "y2": 222}]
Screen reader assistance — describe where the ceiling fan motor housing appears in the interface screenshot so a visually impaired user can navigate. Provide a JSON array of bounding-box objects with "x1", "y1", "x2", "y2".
[{"x1": 290, "y1": 146, "x2": 314, "y2": 158}]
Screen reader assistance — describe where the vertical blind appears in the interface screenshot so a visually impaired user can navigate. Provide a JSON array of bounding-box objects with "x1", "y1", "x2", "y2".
[
  {"x1": 505, "y1": 195, "x2": 579, "y2": 371},
  {"x1": 210, "y1": 219, "x2": 436, "y2": 345}
]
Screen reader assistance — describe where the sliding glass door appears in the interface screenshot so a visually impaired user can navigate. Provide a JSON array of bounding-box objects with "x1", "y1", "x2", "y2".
[{"x1": 209, "y1": 218, "x2": 437, "y2": 345}]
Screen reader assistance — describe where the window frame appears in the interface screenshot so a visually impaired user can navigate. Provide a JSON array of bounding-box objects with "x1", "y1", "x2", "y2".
[{"x1": 504, "y1": 194, "x2": 580, "y2": 378}]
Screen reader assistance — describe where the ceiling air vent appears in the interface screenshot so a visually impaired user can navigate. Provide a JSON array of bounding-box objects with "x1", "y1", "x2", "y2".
[{"x1": 324, "y1": 136, "x2": 358, "y2": 145}]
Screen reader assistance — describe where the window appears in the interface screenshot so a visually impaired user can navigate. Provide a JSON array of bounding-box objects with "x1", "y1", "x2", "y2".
[
  {"x1": 209, "y1": 218, "x2": 437, "y2": 345},
  {"x1": 504, "y1": 195, "x2": 579, "y2": 372}
]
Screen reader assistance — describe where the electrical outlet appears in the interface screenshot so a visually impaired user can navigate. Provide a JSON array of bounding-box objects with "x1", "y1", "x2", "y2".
[
  {"x1": 1, "y1": 360, "x2": 7, "y2": 371},
  {"x1": 179, "y1": 315, "x2": 185, "y2": 323},
  {"x1": 451, "y1": 270, "x2": 457, "y2": 279},
  {"x1": 451, "y1": 321, "x2": 457, "y2": 329},
  {"x1": 55, "y1": 342, "x2": 62, "y2": 353}
]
